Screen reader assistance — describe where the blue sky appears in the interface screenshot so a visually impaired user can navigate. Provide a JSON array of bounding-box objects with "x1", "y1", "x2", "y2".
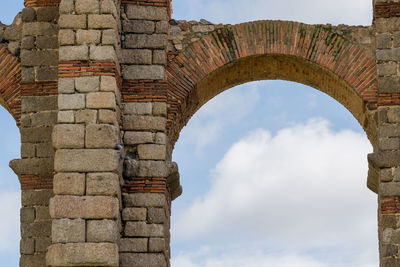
[{"x1": 0, "y1": 0, "x2": 377, "y2": 266}]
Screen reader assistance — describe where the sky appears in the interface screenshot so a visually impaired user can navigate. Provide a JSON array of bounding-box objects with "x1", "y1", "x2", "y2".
[{"x1": 0, "y1": 0, "x2": 377, "y2": 266}]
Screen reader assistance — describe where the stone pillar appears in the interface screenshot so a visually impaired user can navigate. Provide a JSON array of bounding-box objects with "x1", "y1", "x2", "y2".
[
  {"x1": 46, "y1": 0, "x2": 122, "y2": 266},
  {"x1": 119, "y1": 0, "x2": 181, "y2": 266},
  {"x1": 373, "y1": 1, "x2": 400, "y2": 265},
  {"x1": 8, "y1": 2, "x2": 59, "y2": 266}
]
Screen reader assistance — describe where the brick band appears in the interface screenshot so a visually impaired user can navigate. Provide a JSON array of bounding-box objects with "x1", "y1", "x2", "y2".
[
  {"x1": 375, "y1": 3, "x2": 400, "y2": 19},
  {"x1": 20, "y1": 81, "x2": 58, "y2": 97},
  {"x1": 24, "y1": 0, "x2": 60, "y2": 8},
  {"x1": 381, "y1": 197, "x2": 400, "y2": 214},
  {"x1": 20, "y1": 174, "x2": 53, "y2": 190},
  {"x1": 122, "y1": 80, "x2": 167, "y2": 102}
]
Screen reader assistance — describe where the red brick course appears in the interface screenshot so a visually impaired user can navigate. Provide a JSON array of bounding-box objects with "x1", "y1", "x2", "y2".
[
  {"x1": 122, "y1": 80, "x2": 167, "y2": 102},
  {"x1": 375, "y1": 2, "x2": 400, "y2": 19},
  {"x1": 0, "y1": 45, "x2": 21, "y2": 122},
  {"x1": 25, "y1": 0, "x2": 60, "y2": 8},
  {"x1": 20, "y1": 174, "x2": 53, "y2": 190},
  {"x1": 381, "y1": 197, "x2": 400, "y2": 214}
]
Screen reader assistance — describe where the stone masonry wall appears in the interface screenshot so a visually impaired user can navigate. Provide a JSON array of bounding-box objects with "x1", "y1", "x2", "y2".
[
  {"x1": 2, "y1": 1, "x2": 400, "y2": 266},
  {"x1": 47, "y1": 0, "x2": 122, "y2": 266}
]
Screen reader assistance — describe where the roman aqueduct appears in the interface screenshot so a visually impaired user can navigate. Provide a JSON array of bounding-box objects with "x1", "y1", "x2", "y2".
[{"x1": 0, "y1": 0, "x2": 398, "y2": 265}]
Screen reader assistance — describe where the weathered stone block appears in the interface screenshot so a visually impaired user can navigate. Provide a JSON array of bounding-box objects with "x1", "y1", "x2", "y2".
[
  {"x1": 58, "y1": 94, "x2": 86, "y2": 110},
  {"x1": 86, "y1": 172, "x2": 120, "y2": 196},
  {"x1": 120, "y1": 49, "x2": 152, "y2": 64},
  {"x1": 54, "y1": 149, "x2": 120, "y2": 172},
  {"x1": 380, "y1": 182, "x2": 400, "y2": 196},
  {"x1": 376, "y1": 48, "x2": 400, "y2": 61},
  {"x1": 59, "y1": 29, "x2": 75, "y2": 45},
  {"x1": 21, "y1": 50, "x2": 58, "y2": 66},
  {"x1": 35, "y1": 206, "x2": 51, "y2": 221},
  {"x1": 86, "y1": 124, "x2": 120, "y2": 148},
  {"x1": 10, "y1": 158, "x2": 53, "y2": 175},
  {"x1": 90, "y1": 45, "x2": 116, "y2": 60},
  {"x1": 123, "y1": 65, "x2": 165, "y2": 80},
  {"x1": 21, "y1": 221, "x2": 51, "y2": 237},
  {"x1": 36, "y1": 36, "x2": 58, "y2": 49},
  {"x1": 31, "y1": 111, "x2": 57, "y2": 126},
  {"x1": 100, "y1": 76, "x2": 117, "y2": 92},
  {"x1": 123, "y1": 193, "x2": 166, "y2": 207},
  {"x1": 380, "y1": 124, "x2": 400, "y2": 137},
  {"x1": 124, "y1": 160, "x2": 170, "y2": 177},
  {"x1": 120, "y1": 253, "x2": 166, "y2": 267},
  {"x1": 101, "y1": 0, "x2": 117, "y2": 15},
  {"x1": 87, "y1": 219, "x2": 118, "y2": 242},
  {"x1": 137, "y1": 144, "x2": 166, "y2": 160},
  {"x1": 46, "y1": 243, "x2": 119, "y2": 266},
  {"x1": 35, "y1": 237, "x2": 51, "y2": 252},
  {"x1": 125, "y1": 34, "x2": 167, "y2": 49},
  {"x1": 124, "y1": 102, "x2": 152, "y2": 115},
  {"x1": 59, "y1": 0, "x2": 75, "y2": 14},
  {"x1": 378, "y1": 63, "x2": 397, "y2": 77},
  {"x1": 22, "y1": 22, "x2": 57, "y2": 36},
  {"x1": 148, "y1": 208, "x2": 166, "y2": 223},
  {"x1": 52, "y1": 219, "x2": 85, "y2": 243},
  {"x1": 119, "y1": 238, "x2": 147, "y2": 252},
  {"x1": 76, "y1": 109, "x2": 98, "y2": 124},
  {"x1": 59, "y1": 14, "x2": 87, "y2": 29},
  {"x1": 20, "y1": 238, "x2": 34, "y2": 255},
  {"x1": 388, "y1": 108, "x2": 400, "y2": 123},
  {"x1": 153, "y1": 50, "x2": 167, "y2": 65},
  {"x1": 22, "y1": 67, "x2": 34, "y2": 82},
  {"x1": 21, "y1": 207, "x2": 35, "y2": 223},
  {"x1": 102, "y1": 29, "x2": 117, "y2": 45},
  {"x1": 21, "y1": 189, "x2": 53, "y2": 206},
  {"x1": 58, "y1": 110, "x2": 75, "y2": 123},
  {"x1": 86, "y1": 92, "x2": 116, "y2": 109},
  {"x1": 123, "y1": 20, "x2": 155, "y2": 33},
  {"x1": 49, "y1": 195, "x2": 119, "y2": 219},
  {"x1": 21, "y1": 126, "x2": 52, "y2": 143},
  {"x1": 20, "y1": 254, "x2": 46, "y2": 267},
  {"x1": 153, "y1": 102, "x2": 167, "y2": 116},
  {"x1": 54, "y1": 173, "x2": 85, "y2": 195},
  {"x1": 36, "y1": 142, "x2": 54, "y2": 158},
  {"x1": 122, "y1": 207, "x2": 147, "y2": 221},
  {"x1": 124, "y1": 221, "x2": 164, "y2": 237},
  {"x1": 21, "y1": 143, "x2": 35, "y2": 158},
  {"x1": 88, "y1": 14, "x2": 116, "y2": 29},
  {"x1": 4, "y1": 26, "x2": 21, "y2": 41},
  {"x1": 378, "y1": 76, "x2": 400, "y2": 93},
  {"x1": 99, "y1": 109, "x2": 118, "y2": 126},
  {"x1": 37, "y1": 67, "x2": 58, "y2": 81},
  {"x1": 76, "y1": 0, "x2": 100, "y2": 14},
  {"x1": 76, "y1": 29, "x2": 101, "y2": 44},
  {"x1": 155, "y1": 132, "x2": 167, "y2": 145},
  {"x1": 21, "y1": 36, "x2": 34, "y2": 49},
  {"x1": 76, "y1": 76, "x2": 100, "y2": 92},
  {"x1": 123, "y1": 115, "x2": 166, "y2": 131},
  {"x1": 22, "y1": 96, "x2": 57, "y2": 113},
  {"x1": 22, "y1": 8, "x2": 36, "y2": 22},
  {"x1": 37, "y1": 7, "x2": 59, "y2": 22},
  {"x1": 149, "y1": 238, "x2": 165, "y2": 252},
  {"x1": 59, "y1": 78, "x2": 75, "y2": 94},
  {"x1": 124, "y1": 131, "x2": 153, "y2": 145},
  {"x1": 126, "y1": 5, "x2": 168, "y2": 20},
  {"x1": 53, "y1": 124, "x2": 85, "y2": 149},
  {"x1": 155, "y1": 21, "x2": 168, "y2": 34},
  {"x1": 59, "y1": 45, "x2": 89, "y2": 61}
]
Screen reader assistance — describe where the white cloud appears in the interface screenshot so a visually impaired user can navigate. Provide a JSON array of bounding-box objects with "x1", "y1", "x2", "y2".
[
  {"x1": 179, "y1": 82, "x2": 260, "y2": 151},
  {"x1": 173, "y1": 0, "x2": 372, "y2": 26},
  {"x1": 173, "y1": 249, "x2": 329, "y2": 267},
  {"x1": 172, "y1": 119, "x2": 377, "y2": 265},
  {"x1": 0, "y1": 191, "x2": 20, "y2": 251}
]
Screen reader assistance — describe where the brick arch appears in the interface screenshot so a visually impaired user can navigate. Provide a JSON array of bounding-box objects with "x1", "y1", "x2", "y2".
[
  {"x1": 166, "y1": 21, "x2": 377, "y2": 146},
  {"x1": 0, "y1": 44, "x2": 21, "y2": 123}
]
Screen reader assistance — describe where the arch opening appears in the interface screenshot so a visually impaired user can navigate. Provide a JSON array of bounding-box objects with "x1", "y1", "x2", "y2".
[{"x1": 171, "y1": 80, "x2": 378, "y2": 267}]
